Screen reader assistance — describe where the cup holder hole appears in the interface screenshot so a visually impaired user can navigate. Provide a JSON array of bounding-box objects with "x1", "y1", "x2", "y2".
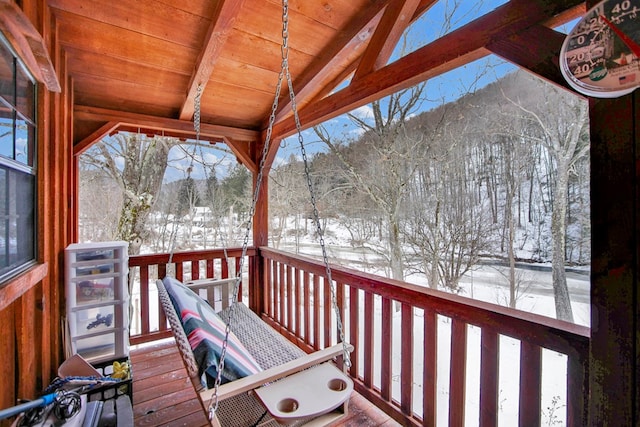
[
  {"x1": 328, "y1": 378, "x2": 347, "y2": 392},
  {"x1": 277, "y1": 398, "x2": 299, "y2": 413}
]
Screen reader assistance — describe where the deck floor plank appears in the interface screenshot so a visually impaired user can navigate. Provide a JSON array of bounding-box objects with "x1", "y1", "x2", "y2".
[{"x1": 130, "y1": 339, "x2": 399, "y2": 426}]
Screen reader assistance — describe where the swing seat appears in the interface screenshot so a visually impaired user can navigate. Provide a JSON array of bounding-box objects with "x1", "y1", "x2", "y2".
[{"x1": 156, "y1": 276, "x2": 353, "y2": 427}]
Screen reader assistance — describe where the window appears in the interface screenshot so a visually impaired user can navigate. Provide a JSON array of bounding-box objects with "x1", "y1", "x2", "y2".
[{"x1": 0, "y1": 32, "x2": 37, "y2": 283}]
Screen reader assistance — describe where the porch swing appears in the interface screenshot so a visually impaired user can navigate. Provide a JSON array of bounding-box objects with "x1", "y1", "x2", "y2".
[{"x1": 155, "y1": 1, "x2": 354, "y2": 426}]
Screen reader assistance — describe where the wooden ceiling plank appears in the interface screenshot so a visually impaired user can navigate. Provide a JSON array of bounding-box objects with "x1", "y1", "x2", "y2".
[
  {"x1": 0, "y1": 0, "x2": 61, "y2": 92},
  {"x1": 54, "y1": 12, "x2": 198, "y2": 74},
  {"x1": 48, "y1": 0, "x2": 212, "y2": 50},
  {"x1": 487, "y1": 25, "x2": 575, "y2": 93},
  {"x1": 74, "y1": 106, "x2": 259, "y2": 143},
  {"x1": 271, "y1": 0, "x2": 585, "y2": 140},
  {"x1": 353, "y1": 0, "x2": 423, "y2": 81},
  {"x1": 179, "y1": 0, "x2": 247, "y2": 121}
]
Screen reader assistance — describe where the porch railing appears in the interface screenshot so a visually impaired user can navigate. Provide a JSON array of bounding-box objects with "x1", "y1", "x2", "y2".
[{"x1": 129, "y1": 247, "x2": 590, "y2": 427}]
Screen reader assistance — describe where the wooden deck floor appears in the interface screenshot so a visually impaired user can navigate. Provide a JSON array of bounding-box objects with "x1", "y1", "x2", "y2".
[{"x1": 130, "y1": 339, "x2": 400, "y2": 427}]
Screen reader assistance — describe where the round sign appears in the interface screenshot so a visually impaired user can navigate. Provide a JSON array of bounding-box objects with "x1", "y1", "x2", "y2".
[{"x1": 560, "y1": 0, "x2": 640, "y2": 97}]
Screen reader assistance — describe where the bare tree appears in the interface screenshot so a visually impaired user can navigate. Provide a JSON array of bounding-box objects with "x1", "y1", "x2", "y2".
[
  {"x1": 80, "y1": 133, "x2": 177, "y2": 255},
  {"x1": 503, "y1": 79, "x2": 589, "y2": 322}
]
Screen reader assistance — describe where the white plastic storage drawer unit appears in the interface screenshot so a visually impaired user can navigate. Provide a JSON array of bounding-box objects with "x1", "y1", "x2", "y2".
[{"x1": 65, "y1": 241, "x2": 129, "y2": 363}]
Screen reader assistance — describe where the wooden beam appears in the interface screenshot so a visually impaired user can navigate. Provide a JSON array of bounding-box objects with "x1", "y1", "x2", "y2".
[
  {"x1": 272, "y1": 6, "x2": 386, "y2": 124},
  {"x1": 487, "y1": 25, "x2": 575, "y2": 93},
  {"x1": 353, "y1": 0, "x2": 423, "y2": 81},
  {"x1": 271, "y1": 0, "x2": 585, "y2": 140},
  {"x1": 74, "y1": 106, "x2": 259, "y2": 142},
  {"x1": 73, "y1": 106, "x2": 259, "y2": 172},
  {"x1": 273, "y1": 0, "x2": 437, "y2": 127},
  {"x1": 223, "y1": 136, "x2": 256, "y2": 173},
  {"x1": 73, "y1": 121, "x2": 119, "y2": 156},
  {"x1": 179, "y1": 0, "x2": 247, "y2": 121},
  {"x1": 0, "y1": 0, "x2": 61, "y2": 92}
]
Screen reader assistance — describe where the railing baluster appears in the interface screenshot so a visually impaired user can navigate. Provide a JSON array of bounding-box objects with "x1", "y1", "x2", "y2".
[
  {"x1": 364, "y1": 291, "x2": 374, "y2": 388},
  {"x1": 349, "y1": 286, "x2": 360, "y2": 378},
  {"x1": 423, "y1": 308, "x2": 437, "y2": 427},
  {"x1": 176, "y1": 262, "x2": 183, "y2": 282},
  {"x1": 206, "y1": 258, "x2": 213, "y2": 278},
  {"x1": 265, "y1": 259, "x2": 272, "y2": 317},
  {"x1": 336, "y1": 282, "x2": 344, "y2": 343},
  {"x1": 567, "y1": 351, "x2": 588, "y2": 426},
  {"x1": 519, "y1": 341, "x2": 541, "y2": 426},
  {"x1": 140, "y1": 265, "x2": 150, "y2": 335},
  {"x1": 279, "y1": 263, "x2": 285, "y2": 326},
  {"x1": 479, "y1": 329, "x2": 499, "y2": 427},
  {"x1": 286, "y1": 265, "x2": 293, "y2": 331},
  {"x1": 234, "y1": 257, "x2": 242, "y2": 302},
  {"x1": 303, "y1": 272, "x2": 310, "y2": 344},
  {"x1": 323, "y1": 277, "x2": 331, "y2": 347},
  {"x1": 191, "y1": 260, "x2": 199, "y2": 280},
  {"x1": 313, "y1": 274, "x2": 320, "y2": 351},
  {"x1": 401, "y1": 303, "x2": 413, "y2": 416},
  {"x1": 381, "y1": 297, "x2": 392, "y2": 401},
  {"x1": 449, "y1": 318, "x2": 467, "y2": 427},
  {"x1": 295, "y1": 268, "x2": 301, "y2": 339}
]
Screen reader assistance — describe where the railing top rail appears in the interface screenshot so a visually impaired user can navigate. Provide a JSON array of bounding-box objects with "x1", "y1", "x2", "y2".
[
  {"x1": 260, "y1": 246, "x2": 590, "y2": 357},
  {"x1": 129, "y1": 247, "x2": 256, "y2": 267}
]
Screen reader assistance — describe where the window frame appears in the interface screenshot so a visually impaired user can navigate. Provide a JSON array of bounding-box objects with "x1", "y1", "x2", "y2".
[{"x1": 0, "y1": 31, "x2": 38, "y2": 285}]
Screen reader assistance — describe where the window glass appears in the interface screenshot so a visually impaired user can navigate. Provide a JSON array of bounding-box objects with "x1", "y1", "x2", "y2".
[
  {"x1": 0, "y1": 107, "x2": 13, "y2": 159},
  {"x1": 0, "y1": 41, "x2": 14, "y2": 106},
  {"x1": 15, "y1": 117, "x2": 30, "y2": 166},
  {"x1": 0, "y1": 32, "x2": 36, "y2": 284},
  {"x1": 0, "y1": 165, "x2": 35, "y2": 278},
  {"x1": 16, "y1": 64, "x2": 34, "y2": 121}
]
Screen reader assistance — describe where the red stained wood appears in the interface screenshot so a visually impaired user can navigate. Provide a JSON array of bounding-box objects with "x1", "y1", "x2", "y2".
[
  {"x1": 448, "y1": 319, "x2": 466, "y2": 427},
  {"x1": 286, "y1": 265, "x2": 293, "y2": 331},
  {"x1": 265, "y1": 259, "x2": 272, "y2": 317},
  {"x1": 518, "y1": 341, "x2": 541, "y2": 426},
  {"x1": 479, "y1": 329, "x2": 499, "y2": 427},
  {"x1": 381, "y1": 297, "x2": 392, "y2": 401},
  {"x1": 191, "y1": 260, "x2": 199, "y2": 280},
  {"x1": 400, "y1": 303, "x2": 413, "y2": 415},
  {"x1": 363, "y1": 291, "x2": 374, "y2": 388},
  {"x1": 349, "y1": 286, "x2": 360, "y2": 378},
  {"x1": 303, "y1": 272, "x2": 310, "y2": 342},
  {"x1": 279, "y1": 263, "x2": 285, "y2": 325},
  {"x1": 140, "y1": 265, "x2": 150, "y2": 336},
  {"x1": 323, "y1": 278, "x2": 331, "y2": 347},
  {"x1": 353, "y1": 0, "x2": 422, "y2": 80},
  {"x1": 423, "y1": 308, "x2": 437, "y2": 427},
  {"x1": 313, "y1": 275, "x2": 320, "y2": 350},
  {"x1": 294, "y1": 271, "x2": 301, "y2": 338}
]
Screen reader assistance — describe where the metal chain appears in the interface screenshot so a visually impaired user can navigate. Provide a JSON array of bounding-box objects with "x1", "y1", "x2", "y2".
[
  {"x1": 207, "y1": 0, "x2": 351, "y2": 420},
  {"x1": 282, "y1": 29, "x2": 351, "y2": 371},
  {"x1": 207, "y1": 10, "x2": 287, "y2": 423}
]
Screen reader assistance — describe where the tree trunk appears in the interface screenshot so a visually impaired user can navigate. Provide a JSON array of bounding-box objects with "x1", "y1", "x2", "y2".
[{"x1": 551, "y1": 160, "x2": 574, "y2": 322}]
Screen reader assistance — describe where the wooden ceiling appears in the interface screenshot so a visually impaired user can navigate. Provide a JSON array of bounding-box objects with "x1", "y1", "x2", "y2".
[{"x1": 48, "y1": 0, "x2": 585, "y2": 170}]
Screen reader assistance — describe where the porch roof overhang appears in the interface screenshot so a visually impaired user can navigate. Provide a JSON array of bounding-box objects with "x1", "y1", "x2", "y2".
[{"x1": 51, "y1": 0, "x2": 585, "y2": 169}]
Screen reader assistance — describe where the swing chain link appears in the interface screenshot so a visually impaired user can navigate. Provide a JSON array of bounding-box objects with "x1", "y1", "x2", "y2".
[
  {"x1": 208, "y1": 3, "x2": 288, "y2": 421},
  {"x1": 284, "y1": 37, "x2": 351, "y2": 372},
  {"x1": 207, "y1": 0, "x2": 350, "y2": 420},
  {"x1": 194, "y1": 83, "x2": 203, "y2": 143}
]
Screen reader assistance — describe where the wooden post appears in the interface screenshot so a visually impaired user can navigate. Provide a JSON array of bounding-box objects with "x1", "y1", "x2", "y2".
[
  {"x1": 252, "y1": 137, "x2": 270, "y2": 315},
  {"x1": 589, "y1": 93, "x2": 639, "y2": 426}
]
